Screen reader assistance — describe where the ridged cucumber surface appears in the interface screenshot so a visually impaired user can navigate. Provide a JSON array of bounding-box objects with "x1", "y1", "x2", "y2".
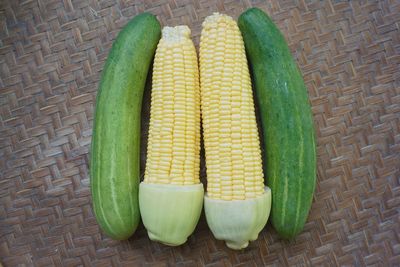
[
  {"x1": 238, "y1": 8, "x2": 316, "y2": 239},
  {"x1": 90, "y1": 13, "x2": 161, "y2": 240}
]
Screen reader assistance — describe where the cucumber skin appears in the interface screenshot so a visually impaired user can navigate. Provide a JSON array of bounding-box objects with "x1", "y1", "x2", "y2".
[
  {"x1": 238, "y1": 8, "x2": 316, "y2": 239},
  {"x1": 90, "y1": 13, "x2": 160, "y2": 240}
]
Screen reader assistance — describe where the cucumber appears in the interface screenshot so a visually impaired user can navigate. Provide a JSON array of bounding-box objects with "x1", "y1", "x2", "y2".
[
  {"x1": 90, "y1": 13, "x2": 161, "y2": 240},
  {"x1": 238, "y1": 8, "x2": 316, "y2": 239}
]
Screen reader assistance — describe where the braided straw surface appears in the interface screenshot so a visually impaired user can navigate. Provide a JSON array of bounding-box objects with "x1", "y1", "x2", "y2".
[{"x1": 1, "y1": 0, "x2": 399, "y2": 266}]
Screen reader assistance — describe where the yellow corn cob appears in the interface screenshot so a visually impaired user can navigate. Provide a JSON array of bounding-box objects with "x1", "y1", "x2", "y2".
[
  {"x1": 139, "y1": 25, "x2": 203, "y2": 246},
  {"x1": 144, "y1": 25, "x2": 200, "y2": 185},
  {"x1": 200, "y1": 13, "x2": 264, "y2": 200},
  {"x1": 200, "y1": 13, "x2": 271, "y2": 250}
]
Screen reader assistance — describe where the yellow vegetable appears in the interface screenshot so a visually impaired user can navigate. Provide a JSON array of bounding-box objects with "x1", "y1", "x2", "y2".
[
  {"x1": 139, "y1": 25, "x2": 203, "y2": 246},
  {"x1": 199, "y1": 13, "x2": 271, "y2": 249}
]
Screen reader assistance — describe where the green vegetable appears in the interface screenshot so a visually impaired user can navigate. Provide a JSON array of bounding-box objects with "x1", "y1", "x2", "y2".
[
  {"x1": 238, "y1": 8, "x2": 316, "y2": 239},
  {"x1": 90, "y1": 13, "x2": 161, "y2": 240}
]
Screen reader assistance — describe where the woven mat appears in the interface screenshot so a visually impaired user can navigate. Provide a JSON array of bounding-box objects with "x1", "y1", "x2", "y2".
[{"x1": 1, "y1": 0, "x2": 399, "y2": 266}]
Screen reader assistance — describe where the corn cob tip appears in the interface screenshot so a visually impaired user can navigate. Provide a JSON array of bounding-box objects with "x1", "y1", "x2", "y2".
[
  {"x1": 161, "y1": 25, "x2": 191, "y2": 43},
  {"x1": 202, "y1": 12, "x2": 236, "y2": 28}
]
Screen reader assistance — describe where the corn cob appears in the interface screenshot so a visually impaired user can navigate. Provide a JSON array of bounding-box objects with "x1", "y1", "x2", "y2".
[
  {"x1": 199, "y1": 13, "x2": 271, "y2": 250},
  {"x1": 144, "y1": 26, "x2": 201, "y2": 186},
  {"x1": 139, "y1": 25, "x2": 203, "y2": 246}
]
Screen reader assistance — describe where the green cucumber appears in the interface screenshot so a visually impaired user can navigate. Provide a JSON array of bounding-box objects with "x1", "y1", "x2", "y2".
[
  {"x1": 238, "y1": 8, "x2": 316, "y2": 239},
  {"x1": 90, "y1": 13, "x2": 161, "y2": 240}
]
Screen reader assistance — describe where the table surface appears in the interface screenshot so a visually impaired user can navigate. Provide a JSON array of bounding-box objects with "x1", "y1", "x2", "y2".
[{"x1": 1, "y1": 0, "x2": 399, "y2": 266}]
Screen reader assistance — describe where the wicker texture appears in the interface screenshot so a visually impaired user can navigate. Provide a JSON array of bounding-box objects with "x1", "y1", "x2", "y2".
[{"x1": 0, "y1": 0, "x2": 399, "y2": 266}]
